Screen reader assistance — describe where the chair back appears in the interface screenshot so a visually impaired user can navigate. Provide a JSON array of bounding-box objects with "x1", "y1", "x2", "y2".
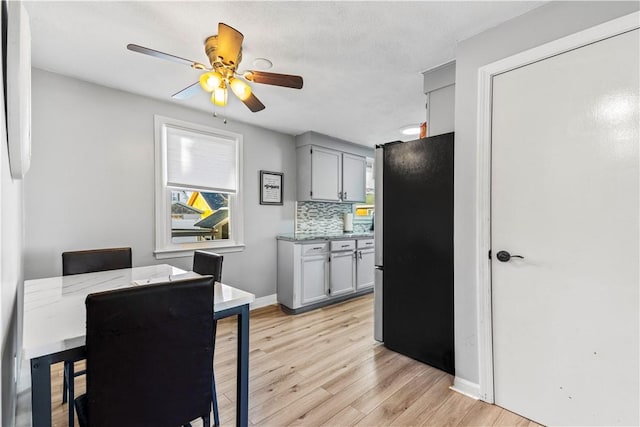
[
  {"x1": 62, "y1": 247, "x2": 132, "y2": 276},
  {"x1": 84, "y1": 277, "x2": 215, "y2": 427},
  {"x1": 193, "y1": 250, "x2": 224, "y2": 282}
]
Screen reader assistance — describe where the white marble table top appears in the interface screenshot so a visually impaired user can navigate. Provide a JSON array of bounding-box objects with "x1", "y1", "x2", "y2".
[{"x1": 22, "y1": 264, "x2": 255, "y2": 360}]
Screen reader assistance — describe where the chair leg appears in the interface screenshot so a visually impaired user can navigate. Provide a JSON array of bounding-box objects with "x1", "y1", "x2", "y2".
[
  {"x1": 212, "y1": 319, "x2": 220, "y2": 426},
  {"x1": 203, "y1": 414, "x2": 211, "y2": 427},
  {"x1": 212, "y1": 371, "x2": 220, "y2": 426},
  {"x1": 62, "y1": 362, "x2": 69, "y2": 404},
  {"x1": 67, "y1": 362, "x2": 75, "y2": 427}
]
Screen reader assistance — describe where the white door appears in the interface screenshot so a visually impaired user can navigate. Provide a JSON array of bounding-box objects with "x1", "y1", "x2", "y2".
[
  {"x1": 330, "y1": 251, "x2": 356, "y2": 296},
  {"x1": 491, "y1": 29, "x2": 639, "y2": 426},
  {"x1": 342, "y1": 153, "x2": 366, "y2": 202},
  {"x1": 311, "y1": 146, "x2": 341, "y2": 201},
  {"x1": 301, "y1": 255, "x2": 328, "y2": 305},
  {"x1": 356, "y1": 248, "x2": 374, "y2": 290}
]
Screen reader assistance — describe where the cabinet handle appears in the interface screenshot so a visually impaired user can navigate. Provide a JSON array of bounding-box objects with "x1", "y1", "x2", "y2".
[
  {"x1": 359, "y1": 251, "x2": 363, "y2": 260},
  {"x1": 341, "y1": 244, "x2": 350, "y2": 248},
  {"x1": 312, "y1": 246, "x2": 323, "y2": 250},
  {"x1": 344, "y1": 191, "x2": 348, "y2": 200}
]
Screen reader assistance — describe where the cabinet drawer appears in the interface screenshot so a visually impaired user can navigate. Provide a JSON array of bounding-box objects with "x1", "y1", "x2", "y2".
[
  {"x1": 330, "y1": 240, "x2": 356, "y2": 251},
  {"x1": 301, "y1": 243, "x2": 329, "y2": 256},
  {"x1": 357, "y1": 239, "x2": 374, "y2": 249}
]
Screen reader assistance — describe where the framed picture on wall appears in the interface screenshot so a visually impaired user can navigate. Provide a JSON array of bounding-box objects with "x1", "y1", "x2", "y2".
[{"x1": 260, "y1": 171, "x2": 283, "y2": 205}]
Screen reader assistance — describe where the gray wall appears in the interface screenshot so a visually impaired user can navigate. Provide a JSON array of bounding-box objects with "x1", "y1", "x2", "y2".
[
  {"x1": 25, "y1": 69, "x2": 297, "y2": 298},
  {"x1": 453, "y1": 1, "x2": 640, "y2": 386},
  {"x1": 0, "y1": 13, "x2": 24, "y2": 426}
]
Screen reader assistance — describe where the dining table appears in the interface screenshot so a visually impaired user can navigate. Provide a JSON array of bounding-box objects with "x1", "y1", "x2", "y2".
[{"x1": 18, "y1": 263, "x2": 254, "y2": 427}]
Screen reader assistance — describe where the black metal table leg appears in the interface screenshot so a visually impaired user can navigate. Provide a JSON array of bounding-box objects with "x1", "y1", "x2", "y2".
[
  {"x1": 31, "y1": 358, "x2": 52, "y2": 427},
  {"x1": 216, "y1": 304, "x2": 250, "y2": 427},
  {"x1": 236, "y1": 304, "x2": 249, "y2": 427},
  {"x1": 30, "y1": 347, "x2": 86, "y2": 427}
]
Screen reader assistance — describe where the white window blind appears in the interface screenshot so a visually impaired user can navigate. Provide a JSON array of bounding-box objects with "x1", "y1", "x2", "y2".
[{"x1": 165, "y1": 125, "x2": 238, "y2": 193}]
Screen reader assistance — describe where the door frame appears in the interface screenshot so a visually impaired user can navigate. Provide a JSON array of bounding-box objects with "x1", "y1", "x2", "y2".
[{"x1": 475, "y1": 11, "x2": 640, "y2": 404}]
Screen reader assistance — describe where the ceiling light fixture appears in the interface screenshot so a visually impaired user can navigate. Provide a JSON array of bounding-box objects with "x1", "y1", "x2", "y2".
[
  {"x1": 211, "y1": 82, "x2": 228, "y2": 107},
  {"x1": 229, "y1": 77, "x2": 252, "y2": 101},
  {"x1": 252, "y1": 58, "x2": 273, "y2": 70},
  {"x1": 400, "y1": 125, "x2": 421, "y2": 136}
]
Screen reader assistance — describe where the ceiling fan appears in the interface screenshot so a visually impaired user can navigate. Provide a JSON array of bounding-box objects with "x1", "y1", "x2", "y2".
[{"x1": 127, "y1": 23, "x2": 303, "y2": 112}]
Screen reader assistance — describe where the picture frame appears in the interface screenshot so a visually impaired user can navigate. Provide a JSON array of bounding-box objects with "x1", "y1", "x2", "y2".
[{"x1": 260, "y1": 171, "x2": 283, "y2": 205}]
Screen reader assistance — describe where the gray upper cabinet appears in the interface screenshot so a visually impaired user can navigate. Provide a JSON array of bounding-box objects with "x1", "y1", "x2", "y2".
[
  {"x1": 310, "y1": 146, "x2": 342, "y2": 201},
  {"x1": 342, "y1": 153, "x2": 366, "y2": 202},
  {"x1": 297, "y1": 145, "x2": 366, "y2": 202}
]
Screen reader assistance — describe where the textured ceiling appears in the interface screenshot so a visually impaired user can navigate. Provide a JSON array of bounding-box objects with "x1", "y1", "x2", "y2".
[{"x1": 24, "y1": 1, "x2": 543, "y2": 146}]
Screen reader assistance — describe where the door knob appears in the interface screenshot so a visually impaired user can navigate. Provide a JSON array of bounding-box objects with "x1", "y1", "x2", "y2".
[{"x1": 496, "y1": 250, "x2": 524, "y2": 262}]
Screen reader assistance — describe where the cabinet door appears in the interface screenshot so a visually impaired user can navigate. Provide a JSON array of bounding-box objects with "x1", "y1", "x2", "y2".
[
  {"x1": 342, "y1": 153, "x2": 366, "y2": 202},
  {"x1": 356, "y1": 249, "x2": 375, "y2": 290},
  {"x1": 301, "y1": 254, "x2": 329, "y2": 305},
  {"x1": 330, "y1": 251, "x2": 356, "y2": 297},
  {"x1": 311, "y1": 146, "x2": 341, "y2": 201}
]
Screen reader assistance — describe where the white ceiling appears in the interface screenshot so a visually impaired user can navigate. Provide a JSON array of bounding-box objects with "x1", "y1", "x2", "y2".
[{"x1": 24, "y1": 1, "x2": 543, "y2": 147}]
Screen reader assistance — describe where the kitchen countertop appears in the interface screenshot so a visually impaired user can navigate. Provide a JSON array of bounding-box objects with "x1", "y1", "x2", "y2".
[{"x1": 277, "y1": 232, "x2": 374, "y2": 242}]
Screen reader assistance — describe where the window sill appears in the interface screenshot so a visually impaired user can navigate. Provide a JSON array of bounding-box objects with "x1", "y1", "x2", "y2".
[{"x1": 154, "y1": 243, "x2": 246, "y2": 260}]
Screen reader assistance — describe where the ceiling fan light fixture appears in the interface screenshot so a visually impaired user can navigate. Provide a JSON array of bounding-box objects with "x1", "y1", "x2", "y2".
[
  {"x1": 212, "y1": 84, "x2": 228, "y2": 107},
  {"x1": 199, "y1": 71, "x2": 223, "y2": 92},
  {"x1": 229, "y1": 77, "x2": 252, "y2": 101}
]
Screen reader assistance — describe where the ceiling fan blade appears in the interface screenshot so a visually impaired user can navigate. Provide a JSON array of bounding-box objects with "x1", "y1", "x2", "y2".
[
  {"x1": 172, "y1": 82, "x2": 202, "y2": 100},
  {"x1": 242, "y1": 93, "x2": 266, "y2": 112},
  {"x1": 127, "y1": 44, "x2": 206, "y2": 69},
  {"x1": 217, "y1": 23, "x2": 244, "y2": 67},
  {"x1": 244, "y1": 71, "x2": 303, "y2": 89}
]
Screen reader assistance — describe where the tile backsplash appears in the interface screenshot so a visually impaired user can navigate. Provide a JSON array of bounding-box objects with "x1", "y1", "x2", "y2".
[{"x1": 296, "y1": 202, "x2": 372, "y2": 234}]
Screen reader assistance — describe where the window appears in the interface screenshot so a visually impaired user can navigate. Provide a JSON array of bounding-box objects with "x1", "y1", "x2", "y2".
[
  {"x1": 154, "y1": 116, "x2": 244, "y2": 258},
  {"x1": 354, "y1": 157, "x2": 375, "y2": 221}
]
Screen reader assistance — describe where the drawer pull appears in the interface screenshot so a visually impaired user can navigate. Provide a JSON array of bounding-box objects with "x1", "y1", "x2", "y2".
[
  {"x1": 341, "y1": 245, "x2": 350, "y2": 248},
  {"x1": 312, "y1": 246, "x2": 323, "y2": 250}
]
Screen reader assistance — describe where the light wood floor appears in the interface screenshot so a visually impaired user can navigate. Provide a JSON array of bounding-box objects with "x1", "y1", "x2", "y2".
[{"x1": 49, "y1": 294, "x2": 539, "y2": 426}]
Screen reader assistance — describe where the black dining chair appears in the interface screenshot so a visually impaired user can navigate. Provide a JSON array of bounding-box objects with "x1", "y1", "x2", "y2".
[
  {"x1": 192, "y1": 250, "x2": 223, "y2": 426},
  {"x1": 74, "y1": 276, "x2": 216, "y2": 427},
  {"x1": 193, "y1": 250, "x2": 223, "y2": 282},
  {"x1": 61, "y1": 247, "x2": 132, "y2": 427},
  {"x1": 62, "y1": 247, "x2": 132, "y2": 276}
]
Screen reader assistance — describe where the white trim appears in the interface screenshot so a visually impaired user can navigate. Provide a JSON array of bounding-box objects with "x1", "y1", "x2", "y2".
[
  {"x1": 450, "y1": 377, "x2": 481, "y2": 400},
  {"x1": 250, "y1": 294, "x2": 277, "y2": 310},
  {"x1": 153, "y1": 244, "x2": 246, "y2": 260},
  {"x1": 153, "y1": 115, "x2": 244, "y2": 259},
  {"x1": 475, "y1": 11, "x2": 640, "y2": 405}
]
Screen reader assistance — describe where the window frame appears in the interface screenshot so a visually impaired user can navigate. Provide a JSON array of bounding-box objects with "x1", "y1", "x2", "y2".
[
  {"x1": 353, "y1": 156, "x2": 375, "y2": 223},
  {"x1": 154, "y1": 115, "x2": 244, "y2": 259}
]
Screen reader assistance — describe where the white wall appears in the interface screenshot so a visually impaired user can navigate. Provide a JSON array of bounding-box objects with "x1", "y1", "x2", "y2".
[
  {"x1": 25, "y1": 69, "x2": 297, "y2": 298},
  {"x1": 0, "y1": 9, "x2": 25, "y2": 425},
  {"x1": 453, "y1": 1, "x2": 640, "y2": 390}
]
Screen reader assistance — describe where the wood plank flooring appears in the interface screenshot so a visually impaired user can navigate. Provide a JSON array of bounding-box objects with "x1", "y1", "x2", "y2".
[{"x1": 47, "y1": 294, "x2": 540, "y2": 426}]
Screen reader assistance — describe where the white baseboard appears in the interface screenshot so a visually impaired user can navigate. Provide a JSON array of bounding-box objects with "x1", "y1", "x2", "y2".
[
  {"x1": 250, "y1": 294, "x2": 277, "y2": 310},
  {"x1": 450, "y1": 377, "x2": 481, "y2": 400}
]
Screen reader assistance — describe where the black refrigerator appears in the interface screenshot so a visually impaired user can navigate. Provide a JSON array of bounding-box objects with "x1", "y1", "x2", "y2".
[{"x1": 375, "y1": 132, "x2": 454, "y2": 375}]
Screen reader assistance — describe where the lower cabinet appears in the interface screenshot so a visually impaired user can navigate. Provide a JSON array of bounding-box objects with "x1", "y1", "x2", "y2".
[
  {"x1": 301, "y1": 253, "x2": 329, "y2": 304},
  {"x1": 277, "y1": 238, "x2": 374, "y2": 313},
  {"x1": 356, "y1": 248, "x2": 375, "y2": 290},
  {"x1": 330, "y1": 250, "x2": 356, "y2": 297}
]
